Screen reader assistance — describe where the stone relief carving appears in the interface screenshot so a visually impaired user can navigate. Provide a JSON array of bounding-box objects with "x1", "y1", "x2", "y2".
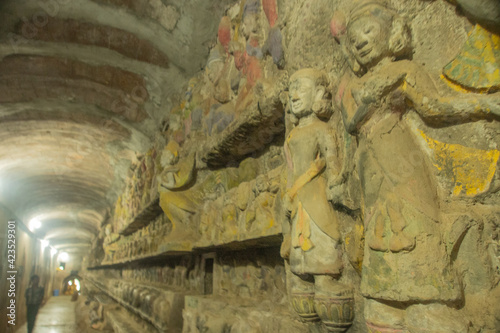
[
  {"x1": 443, "y1": 0, "x2": 500, "y2": 92},
  {"x1": 113, "y1": 146, "x2": 161, "y2": 233},
  {"x1": 165, "y1": 0, "x2": 286, "y2": 168},
  {"x1": 216, "y1": 249, "x2": 287, "y2": 302},
  {"x1": 108, "y1": 214, "x2": 170, "y2": 263},
  {"x1": 331, "y1": 1, "x2": 500, "y2": 331},
  {"x1": 197, "y1": 166, "x2": 282, "y2": 247},
  {"x1": 158, "y1": 141, "x2": 200, "y2": 240},
  {"x1": 281, "y1": 68, "x2": 354, "y2": 332},
  {"x1": 158, "y1": 144, "x2": 262, "y2": 244},
  {"x1": 92, "y1": 1, "x2": 500, "y2": 332},
  {"x1": 102, "y1": 224, "x2": 120, "y2": 263}
]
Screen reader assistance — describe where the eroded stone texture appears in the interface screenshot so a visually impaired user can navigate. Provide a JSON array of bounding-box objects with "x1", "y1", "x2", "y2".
[
  {"x1": 85, "y1": 0, "x2": 500, "y2": 330},
  {"x1": 332, "y1": 1, "x2": 500, "y2": 331}
]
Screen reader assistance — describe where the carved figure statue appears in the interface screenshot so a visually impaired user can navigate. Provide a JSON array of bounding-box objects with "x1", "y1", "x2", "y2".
[
  {"x1": 282, "y1": 68, "x2": 354, "y2": 332},
  {"x1": 140, "y1": 148, "x2": 157, "y2": 207},
  {"x1": 332, "y1": 1, "x2": 500, "y2": 332},
  {"x1": 200, "y1": 46, "x2": 238, "y2": 137},
  {"x1": 102, "y1": 224, "x2": 120, "y2": 263},
  {"x1": 158, "y1": 141, "x2": 199, "y2": 239},
  {"x1": 88, "y1": 300, "x2": 109, "y2": 330}
]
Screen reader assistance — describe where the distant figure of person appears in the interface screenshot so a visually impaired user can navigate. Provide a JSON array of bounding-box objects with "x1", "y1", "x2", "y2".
[
  {"x1": 71, "y1": 290, "x2": 79, "y2": 302},
  {"x1": 25, "y1": 275, "x2": 44, "y2": 333}
]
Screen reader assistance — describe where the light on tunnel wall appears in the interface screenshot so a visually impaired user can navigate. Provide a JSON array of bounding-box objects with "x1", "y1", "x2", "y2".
[
  {"x1": 40, "y1": 239, "x2": 49, "y2": 250},
  {"x1": 28, "y1": 218, "x2": 41, "y2": 231},
  {"x1": 50, "y1": 247, "x2": 57, "y2": 257}
]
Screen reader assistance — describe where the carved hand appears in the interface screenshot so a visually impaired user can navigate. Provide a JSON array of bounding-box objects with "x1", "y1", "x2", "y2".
[
  {"x1": 160, "y1": 172, "x2": 176, "y2": 189},
  {"x1": 327, "y1": 174, "x2": 346, "y2": 204},
  {"x1": 283, "y1": 191, "x2": 294, "y2": 215}
]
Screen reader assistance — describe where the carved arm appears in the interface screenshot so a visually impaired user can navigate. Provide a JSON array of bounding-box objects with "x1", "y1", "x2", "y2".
[{"x1": 403, "y1": 69, "x2": 500, "y2": 125}]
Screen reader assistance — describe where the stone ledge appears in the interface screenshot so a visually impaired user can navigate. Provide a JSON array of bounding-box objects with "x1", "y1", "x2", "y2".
[
  {"x1": 183, "y1": 295, "x2": 310, "y2": 333},
  {"x1": 193, "y1": 233, "x2": 282, "y2": 251},
  {"x1": 118, "y1": 197, "x2": 163, "y2": 236},
  {"x1": 197, "y1": 90, "x2": 285, "y2": 167},
  {"x1": 89, "y1": 243, "x2": 192, "y2": 268},
  {"x1": 106, "y1": 307, "x2": 157, "y2": 333},
  {"x1": 87, "y1": 277, "x2": 191, "y2": 333}
]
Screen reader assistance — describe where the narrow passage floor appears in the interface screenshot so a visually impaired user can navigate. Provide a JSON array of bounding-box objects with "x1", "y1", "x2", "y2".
[{"x1": 16, "y1": 296, "x2": 77, "y2": 333}]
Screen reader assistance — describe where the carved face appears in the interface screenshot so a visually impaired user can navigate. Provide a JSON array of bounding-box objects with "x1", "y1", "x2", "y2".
[
  {"x1": 289, "y1": 77, "x2": 316, "y2": 118},
  {"x1": 241, "y1": 13, "x2": 259, "y2": 39},
  {"x1": 206, "y1": 59, "x2": 224, "y2": 83},
  {"x1": 347, "y1": 15, "x2": 391, "y2": 68}
]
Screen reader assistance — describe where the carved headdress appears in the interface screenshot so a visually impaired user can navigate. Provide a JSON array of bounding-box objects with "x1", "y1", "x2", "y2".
[
  {"x1": 330, "y1": 0, "x2": 412, "y2": 75},
  {"x1": 350, "y1": 1, "x2": 400, "y2": 26}
]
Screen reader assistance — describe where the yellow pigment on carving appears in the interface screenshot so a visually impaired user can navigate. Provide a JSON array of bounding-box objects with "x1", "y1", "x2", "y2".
[
  {"x1": 443, "y1": 25, "x2": 500, "y2": 91},
  {"x1": 356, "y1": 224, "x2": 364, "y2": 272},
  {"x1": 233, "y1": 0, "x2": 246, "y2": 41},
  {"x1": 419, "y1": 130, "x2": 499, "y2": 196},
  {"x1": 356, "y1": 224, "x2": 364, "y2": 236},
  {"x1": 440, "y1": 74, "x2": 473, "y2": 93}
]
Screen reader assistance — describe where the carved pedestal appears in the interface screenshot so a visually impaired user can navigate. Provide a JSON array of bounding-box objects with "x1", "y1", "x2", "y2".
[
  {"x1": 290, "y1": 291, "x2": 320, "y2": 322},
  {"x1": 314, "y1": 292, "x2": 354, "y2": 333}
]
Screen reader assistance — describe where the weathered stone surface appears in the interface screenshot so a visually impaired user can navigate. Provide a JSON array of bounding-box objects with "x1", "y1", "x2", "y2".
[
  {"x1": 86, "y1": 276, "x2": 189, "y2": 332},
  {"x1": 13, "y1": 18, "x2": 170, "y2": 68},
  {"x1": 183, "y1": 296, "x2": 309, "y2": 333},
  {"x1": 332, "y1": 1, "x2": 500, "y2": 331}
]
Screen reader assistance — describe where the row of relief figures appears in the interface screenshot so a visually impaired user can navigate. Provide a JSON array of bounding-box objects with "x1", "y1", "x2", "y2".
[
  {"x1": 273, "y1": 0, "x2": 500, "y2": 329},
  {"x1": 110, "y1": 0, "x2": 288, "y2": 233},
  {"x1": 86, "y1": 248, "x2": 287, "y2": 332},
  {"x1": 103, "y1": 0, "x2": 500, "y2": 331},
  {"x1": 100, "y1": 152, "x2": 284, "y2": 265}
]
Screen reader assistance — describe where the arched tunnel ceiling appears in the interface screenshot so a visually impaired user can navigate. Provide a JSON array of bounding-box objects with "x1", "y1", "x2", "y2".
[{"x1": 0, "y1": 0, "x2": 233, "y2": 254}]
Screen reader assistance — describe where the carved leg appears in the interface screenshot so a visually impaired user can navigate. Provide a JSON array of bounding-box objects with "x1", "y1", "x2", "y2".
[
  {"x1": 364, "y1": 299, "x2": 407, "y2": 333},
  {"x1": 387, "y1": 201, "x2": 415, "y2": 253},
  {"x1": 314, "y1": 275, "x2": 354, "y2": 333},
  {"x1": 159, "y1": 191, "x2": 197, "y2": 231},
  {"x1": 368, "y1": 210, "x2": 388, "y2": 252},
  {"x1": 406, "y1": 304, "x2": 470, "y2": 332}
]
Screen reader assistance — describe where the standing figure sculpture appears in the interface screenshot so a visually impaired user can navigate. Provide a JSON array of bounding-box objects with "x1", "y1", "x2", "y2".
[
  {"x1": 282, "y1": 69, "x2": 354, "y2": 332},
  {"x1": 158, "y1": 141, "x2": 199, "y2": 240},
  {"x1": 332, "y1": 1, "x2": 500, "y2": 332}
]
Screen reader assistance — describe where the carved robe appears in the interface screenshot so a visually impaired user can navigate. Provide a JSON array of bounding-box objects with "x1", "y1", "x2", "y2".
[
  {"x1": 285, "y1": 118, "x2": 343, "y2": 276},
  {"x1": 340, "y1": 82, "x2": 462, "y2": 302}
]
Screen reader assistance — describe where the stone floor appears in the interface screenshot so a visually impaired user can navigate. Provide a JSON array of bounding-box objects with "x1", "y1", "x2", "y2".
[{"x1": 16, "y1": 296, "x2": 77, "y2": 333}]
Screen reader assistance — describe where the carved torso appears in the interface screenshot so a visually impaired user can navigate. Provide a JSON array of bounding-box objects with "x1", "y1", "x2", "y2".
[
  {"x1": 340, "y1": 65, "x2": 461, "y2": 302},
  {"x1": 285, "y1": 116, "x2": 343, "y2": 275}
]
